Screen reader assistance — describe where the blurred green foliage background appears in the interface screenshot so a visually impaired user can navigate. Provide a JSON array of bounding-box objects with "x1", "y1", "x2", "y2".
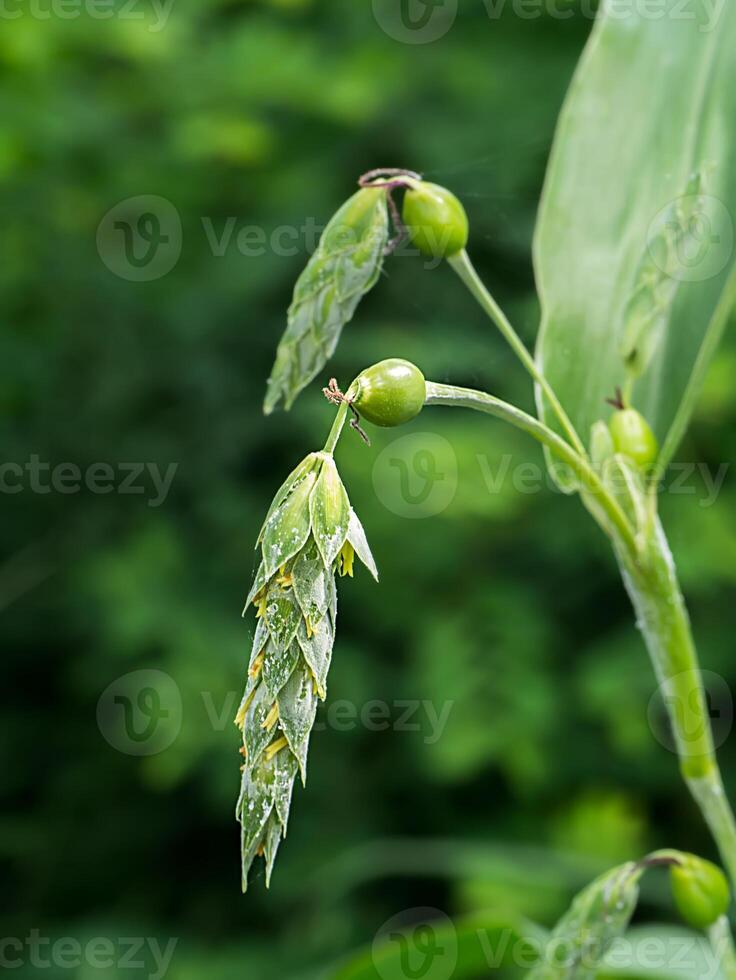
[{"x1": 3, "y1": 1, "x2": 736, "y2": 977}]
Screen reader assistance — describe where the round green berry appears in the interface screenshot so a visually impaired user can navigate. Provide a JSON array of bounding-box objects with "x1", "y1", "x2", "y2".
[
  {"x1": 402, "y1": 182, "x2": 469, "y2": 259},
  {"x1": 609, "y1": 408, "x2": 659, "y2": 470},
  {"x1": 670, "y1": 855, "x2": 730, "y2": 930},
  {"x1": 350, "y1": 359, "x2": 425, "y2": 428}
]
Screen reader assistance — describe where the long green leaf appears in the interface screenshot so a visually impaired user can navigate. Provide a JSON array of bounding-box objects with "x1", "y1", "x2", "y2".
[{"x1": 534, "y1": 2, "x2": 736, "y2": 479}]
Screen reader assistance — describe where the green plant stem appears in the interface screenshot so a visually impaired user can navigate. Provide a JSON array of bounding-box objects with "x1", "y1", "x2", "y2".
[
  {"x1": 323, "y1": 401, "x2": 348, "y2": 454},
  {"x1": 427, "y1": 379, "x2": 736, "y2": 889},
  {"x1": 425, "y1": 381, "x2": 638, "y2": 559},
  {"x1": 447, "y1": 249, "x2": 587, "y2": 458},
  {"x1": 616, "y1": 519, "x2": 736, "y2": 890},
  {"x1": 709, "y1": 916, "x2": 736, "y2": 980}
]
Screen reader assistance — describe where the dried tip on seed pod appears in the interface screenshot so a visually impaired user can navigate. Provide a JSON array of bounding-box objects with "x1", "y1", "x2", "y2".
[
  {"x1": 402, "y1": 181, "x2": 469, "y2": 259},
  {"x1": 237, "y1": 452, "x2": 378, "y2": 891},
  {"x1": 669, "y1": 854, "x2": 730, "y2": 930},
  {"x1": 349, "y1": 358, "x2": 426, "y2": 428},
  {"x1": 609, "y1": 408, "x2": 658, "y2": 470}
]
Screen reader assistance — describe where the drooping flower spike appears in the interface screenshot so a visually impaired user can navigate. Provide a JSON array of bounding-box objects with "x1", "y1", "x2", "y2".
[{"x1": 236, "y1": 450, "x2": 378, "y2": 891}]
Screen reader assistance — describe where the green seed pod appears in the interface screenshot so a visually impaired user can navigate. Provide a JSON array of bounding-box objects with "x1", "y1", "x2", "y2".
[
  {"x1": 670, "y1": 855, "x2": 730, "y2": 930},
  {"x1": 350, "y1": 358, "x2": 425, "y2": 428},
  {"x1": 609, "y1": 408, "x2": 658, "y2": 470},
  {"x1": 402, "y1": 181, "x2": 469, "y2": 259}
]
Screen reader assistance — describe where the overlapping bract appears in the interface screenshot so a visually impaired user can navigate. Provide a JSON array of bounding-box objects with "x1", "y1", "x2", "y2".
[
  {"x1": 528, "y1": 863, "x2": 642, "y2": 980},
  {"x1": 263, "y1": 187, "x2": 390, "y2": 414},
  {"x1": 236, "y1": 451, "x2": 378, "y2": 890}
]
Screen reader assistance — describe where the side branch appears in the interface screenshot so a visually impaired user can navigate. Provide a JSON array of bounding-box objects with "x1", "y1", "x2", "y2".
[{"x1": 424, "y1": 381, "x2": 638, "y2": 559}]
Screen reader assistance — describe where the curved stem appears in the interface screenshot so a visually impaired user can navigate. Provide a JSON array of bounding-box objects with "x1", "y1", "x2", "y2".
[
  {"x1": 617, "y1": 522, "x2": 736, "y2": 890},
  {"x1": 323, "y1": 402, "x2": 348, "y2": 454},
  {"x1": 448, "y1": 249, "x2": 586, "y2": 458},
  {"x1": 426, "y1": 380, "x2": 736, "y2": 889},
  {"x1": 425, "y1": 381, "x2": 638, "y2": 559}
]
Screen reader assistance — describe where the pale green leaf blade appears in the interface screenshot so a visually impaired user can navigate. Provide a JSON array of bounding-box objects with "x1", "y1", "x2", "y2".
[
  {"x1": 256, "y1": 452, "x2": 321, "y2": 546},
  {"x1": 271, "y1": 747, "x2": 298, "y2": 832},
  {"x1": 248, "y1": 617, "x2": 268, "y2": 668},
  {"x1": 309, "y1": 455, "x2": 350, "y2": 568},
  {"x1": 244, "y1": 561, "x2": 268, "y2": 614},
  {"x1": 292, "y1": 540, "x2": 332, "y2": 628},
  {"x1": 276, "y1": 661, "x2": 318, "y2": 782},
  {"x1": 296, "y1": 615, "x2": 333, "y2": 700},
  {"x1": 264, "y1": 187, "x2": 389, "y2": 414},
  {"x1": 243, "y1": 681, "x2": 275, "y2": 768},
  {"x1": 262, "y1": 814, "x2": 283, "y2": 889},
  {"x1": 534, "y1": 3, "x2": 736, "y2": 477},
  {"x1": 261, "y1": 468, "x2": 318, "y2": 578},
  {"x1": 261, "y1": 638, "x2": 300, "y2": 702},
  {"x1": 237, "y1": 761, "x2": 275, "y2": 890},
  {"x1": 263, "y1": 587, "x2": 302, "y2": 652},
  {"x1": 347, "y1": 508, "x2": 379, "y2": 581}
]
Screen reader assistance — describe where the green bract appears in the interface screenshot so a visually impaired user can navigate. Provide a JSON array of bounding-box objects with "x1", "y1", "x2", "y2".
[
  {"x1": 670, "y1": 854, "x2": 730, "y2": 930},
  {"x1": 264, "y1": 187, "x2": 390, "y2": 414},
  {"x1": 402, "y1": 181, "x2": 469, "y2": 259},
  {"x1": 609, "y1": 408, "x2": 658, "y2": 470},
  {"x1": 237, "y1": 451, "x2": 378, "y2": 891},
  {"x1": 528, "y1": 862, "x2": 643, "y2": 980},
  {"x1": 350, "y1": 358, "x2": 426, "y2": 428}
]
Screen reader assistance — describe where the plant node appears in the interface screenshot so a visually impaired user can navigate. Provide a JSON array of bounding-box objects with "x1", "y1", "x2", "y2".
[{"x1": 322, "y1": 379, "x2": 371, "y2": 446}]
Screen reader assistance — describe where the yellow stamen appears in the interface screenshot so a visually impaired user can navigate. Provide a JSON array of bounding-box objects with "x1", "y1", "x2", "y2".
[
  {"x1": 340, "y1": 541, "x2": 355, "y2": 578},
  {"x1": 305, "y1": 618, "x2": 314, "y2": 639},
  {"x1": 312, "y1": 673, "x2": 325, "y2": 700},
  {"x1": 264, "y1": 736, "x2": 289, "y2": 762},
  {"x1": 249, "y1": 650, "x2": 265, "y2": 679},
  {"x1": 261, "y1": 702, "x2": 279, "y2": 732},
  {"x1": 254, "y1": 594, "x2": 268, "y2": 619},
  {"x1": 276, "y1": 570, "x2": 294, "y2": 589},
  {"x1": 234, "y1": 687, "x2": 256, "y2": 729}
]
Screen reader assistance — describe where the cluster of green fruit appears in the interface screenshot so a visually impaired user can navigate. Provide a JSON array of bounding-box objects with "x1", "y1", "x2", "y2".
[{"x1": 350, "y1": 181, "x2": 659, "y2": 475}]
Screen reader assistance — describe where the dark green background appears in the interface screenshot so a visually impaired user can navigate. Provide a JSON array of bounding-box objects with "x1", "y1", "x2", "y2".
[{"x1": 3, "y1": 1, "x2": 736, "y2": 977}]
